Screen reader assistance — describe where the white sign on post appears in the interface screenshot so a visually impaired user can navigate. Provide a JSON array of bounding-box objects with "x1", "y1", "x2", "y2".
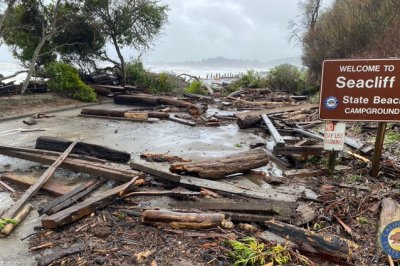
[{"x1": 323, "y1": 122, "x2": 346, "y2": 151}]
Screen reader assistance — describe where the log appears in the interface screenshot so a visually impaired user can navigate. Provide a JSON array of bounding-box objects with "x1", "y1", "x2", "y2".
[
  {"x1": 38, "y1": 179, "x2": 105, "y2": 215},
  {"x1": 1, "y1": 172, "x2": 73, "y2": 196},
  {"x1": 79, "y1": 114, "x2": 157, "y2": 123},
  {"x1": 142, "y1": 210, "x2": 225, "y2": 229},
  {"x1": 124, "y1": 112, "x2": 148, "y2": 121},
  {"x1": 35, "y1": 136, "x2": 130, "y2": 163},
  {"x1": 378, "y1": 198, "x2": 400, "y2": 257},
  {"x1": 170, "y1": 148, "x2": 269, "y2": 179},
  {"x1": 81, "y1": 108, "x2": 169, "y2": 119},
  {"x1": 168, "y1": 115, "x2": 196, "y2": 127},
  {"x1": 0, "y1": 203, "x2": 32, "y2": 236},
  {"x1": 114, "y1": 95, "x2": 207, "y2": 115},
  {"x1": 2, "y1": 141, "x2": 77, "y2": 220},
  {"x1": 41, "y1": 178, "x2": 139, "y2": 229},
  {"x1": 264, "y1": 220, "x2": 358, "y2": 259}
]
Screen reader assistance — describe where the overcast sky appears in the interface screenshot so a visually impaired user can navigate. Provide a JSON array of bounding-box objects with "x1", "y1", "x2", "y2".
[{"x1": 0, "y1": 0, "x2": 333, "y2": 63}]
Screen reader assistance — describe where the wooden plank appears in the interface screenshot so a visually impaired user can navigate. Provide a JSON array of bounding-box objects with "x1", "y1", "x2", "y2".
[
  {"x1": 130, "y1": 162, "x2": 300, "y2": 202},
  {"x1": 35, "y1": 136, "x2": 131, "y2": 163},
  {"x1": 41, "y1": 178, "x2": 138, "y2": 229},
  {"x1": 168, "y1": 115, "x2": 196, "y2": 127},
  {"x1": 235, "y1": 104, "x2": 318, "y2": 120},
  {"x1": 1, "y1": 173, "x2": 73, "y2": 196},
  {"x1": 38, "y1": 179, "x2": 104, "y2": 215},
  {"x1": 78, "y1": 114, "x2": 157, "y2": 123},
  {"x1": 284, "y1": 169, "x2": 326, "y2": 178},
  {"x1": 273, "y1": 145, "x2": 323, "y2": 156},
  {"x1": 0, "y1": 148, "x2": 137, "y2": 183},
  {"x1": 2, "y1": 141, "x2": 78, "y2": 219},
  {"x1": 261, "y1": 114, "x2": 285, "y2": 147}
]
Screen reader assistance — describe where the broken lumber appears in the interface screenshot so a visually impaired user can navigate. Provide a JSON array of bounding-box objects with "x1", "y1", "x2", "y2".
[
  {"x1": 0, "y1": 203, "x2": 32, "y2": 236},
  {"x1": 114, "y1": 95, "x2": 207, "y2": 115},
  {"x1": 1, "y1": 172, "x2": 73, "y2": 196},
  {"x1": 142, "y1": 210, "x2": 225, "y2": 229},
  {"x1": 130, "y1": 162, "x2": 313, "y2": 202},
  {"x1": 0, "y1": 147, "x2": 135, "y2": 182},
  {"x1": 170, "y1": 148, "x2": 270, "y2": 179},
  {"x1": 35, "y1": 136, "x2": 130, "y2": 163},
  {"x1": 261, "y1": 114, "x2": 285, "y2": 147},
  {"x1": 41, "y1": 178, "x2": 138, "y2": 229},
  {"x1": 38, "y1": 179, "x2": 105, "y2": 215},
  {"x1": 168, "y1": 115, "x2": 196, "y2": 126},
  {"x1": 273, "y1": 145, "x2": 324, "y2": 156},
  {"x1": 81, "y1": 108, "x2": 169, "y2": 119},
  {"x1": 236, "y1": 104, "x2": 318, "y2": 129},
  {"x1": 140, "y1": 153, "x2": 190, "y2": 163},
  {"x1": 2, "y1": 141, "x2": 77, "y2": 220},
  {"x1": 265, "y1": 220, "x2": 358, "y2": 260},
  {"x1": 36, "y1": 244, "x2": 86, "y2": 266}
]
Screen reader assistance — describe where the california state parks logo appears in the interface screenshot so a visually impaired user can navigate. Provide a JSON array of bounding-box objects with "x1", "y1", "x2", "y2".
[
  {"x1": 381, "y1": 221, "x2": 400, "y2": 258},
  {"x1": 323, "y1": 96, "x2": 339, "y2": 110}
]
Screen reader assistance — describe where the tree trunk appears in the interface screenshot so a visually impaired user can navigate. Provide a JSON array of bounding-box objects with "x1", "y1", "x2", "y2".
[
  {"x1": 142, "y1": 210, "x2": 226, "y2": 229},
  {"x1": 114, "y1": 95, "x2": 207, "y2": 115},
  {"x1": 170, "y1": 148, "x2": 270, "y2": 179},
  {"x1": 111, "y1": 35, "x2": 126, "y2": 85},
  {"x1": 80, "y1": 108, "x2": 170, "y2": 119}
]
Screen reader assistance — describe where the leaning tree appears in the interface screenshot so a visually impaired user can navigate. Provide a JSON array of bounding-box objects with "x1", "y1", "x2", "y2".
[{"x1": 84, "y1": 0, "x2": 168, "y2": 85}]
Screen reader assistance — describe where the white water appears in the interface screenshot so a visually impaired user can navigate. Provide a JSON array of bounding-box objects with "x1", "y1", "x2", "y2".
[{"x1": 0, "y1": 61, "x2": 268, "y2": 84}]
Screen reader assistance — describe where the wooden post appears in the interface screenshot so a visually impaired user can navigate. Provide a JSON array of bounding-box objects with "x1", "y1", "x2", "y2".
[
  {"x1": 328, "y1": 150, "x2": 337, "y2": 173},
  {"x1": 370, "y1": 122, "x2": 386, "y2": 177}
]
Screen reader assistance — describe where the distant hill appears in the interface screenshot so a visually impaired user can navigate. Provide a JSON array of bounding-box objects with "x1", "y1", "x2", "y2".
[{"x1": 149, "y1": 56, "x2": 302, "y2": 68}]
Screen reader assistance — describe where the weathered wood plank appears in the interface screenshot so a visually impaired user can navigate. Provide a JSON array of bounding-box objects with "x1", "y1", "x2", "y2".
[
  {"x1": 261, "y1": 114, "x2": 285, "y2": 147},
  {"x1": 41, "y1": 178, "x2": 138, "y2": 229},
  {"x1": 1, "y1": 172, "x2": 73, "y2": 196},
  {"x1": 2, "y1": 141, "x2": 77, "y2": 219},
  {"x1": 35, "y1": 136, "x2": 131, "y2": 163}
]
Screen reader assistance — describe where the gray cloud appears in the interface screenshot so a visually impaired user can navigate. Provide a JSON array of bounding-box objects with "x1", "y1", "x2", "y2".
[{"x1": 1, "y1": 0, "x2": 335, "y2": 63}]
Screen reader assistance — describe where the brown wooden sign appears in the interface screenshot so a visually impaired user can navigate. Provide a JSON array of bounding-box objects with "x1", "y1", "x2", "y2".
[{"x1": 319, "y1": 59, "x2": 400, "y2": 121}]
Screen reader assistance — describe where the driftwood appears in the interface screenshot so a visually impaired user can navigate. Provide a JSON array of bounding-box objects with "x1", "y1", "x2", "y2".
[
  {"x1": 38, "y1": 179, "x2": 105, "y2": 215},
  {"x1": 35, "y1": 136, "x2": 130, "y2": 163},
  {"x1": 2, "y1": 141, "x2": 77, "y2": 220},
  {"x1": 168, "y1": 115, "x2": 196, "y2": 127},
  {"x1": 261, "y1": 114, "x2": 285, "y2": 147},
  {"x1": 378, "y1": 198, "x2": 400, "y2": 257},
  {"x1": 265, "y1": 220, "x2": 358, "y2": 260},
  {"x1": 79, "y1": 114, "x2": 156, "y2": 123},
  {"x1": 1, "y1": 172, "x2": 73, "y2": 196},
  {"x1": 81, "y1": 108, "x2": 169, "y2": 119},
  {"x1": 0, "y1": 146, "x2": 136, "y2": 182},
  {"x1": 140, "y1": 153, "x2": 191, "y2": 163},
  {"x1": 42, "y1": 178, "x2": 139, "y2": 229},
  {"x1": 114, "y1": 95, "x2": 207, "y2": 116},
  {"x1": 170, "y1": 148, "x2": 269, "y2": 179},
  {"x1": 36, "y1": 244, "x2": 87, "y2": 266},
  {"x1": 142, "y1": 210, "x2": 225, "y2": 229},
  {"x1": 236, "y1": 104, "x2": 318, "y2": 129},
  {"x1": 0, "y1": 204, "x2": 32, "y2": 236}
]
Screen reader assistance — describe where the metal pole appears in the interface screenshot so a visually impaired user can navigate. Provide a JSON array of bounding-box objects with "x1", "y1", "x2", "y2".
[{"x1": 370, "y1": 122, "x2": 387, "y2": 177}]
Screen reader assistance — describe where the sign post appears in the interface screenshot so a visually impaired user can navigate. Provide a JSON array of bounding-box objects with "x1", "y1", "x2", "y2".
[
  {"x1": 323, "y1": 122, "x2": 346, "y2": 172},
  {"x1": 319, "y1": 59, "x2": 400, "y2": 176}
]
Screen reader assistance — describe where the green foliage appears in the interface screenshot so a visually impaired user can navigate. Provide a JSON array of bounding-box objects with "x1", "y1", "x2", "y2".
[
  {"x1": 228, "y1": 70, "x2": 268, "y2": 91},
  {"x1": 184, "y1": 80, "x2": 207, "y2": 95},
  {"x1": 45, "y1": 62, "x2": 96, "y2": 102},
  {"x1": 356, "y1": 216, "x2": 368, "y2": 225},
  {"x1": 126, "y1": 61, "x2": 184, "y2": 94},
  {"x1": 385, "y1": 131, "x2": 400, "y2": 145},
  {"x1": 0, "y1": 218, "x2": 18, "y2": 230},
  {"x1": 228, "y1": 237, "x2": 291, "y2": 266},
  {"x1": 308, "y1": 93, "x2": 320, "y2": 104},
  {"x1": 300, "y1": 0, "x2": 400, "y2": 79}
]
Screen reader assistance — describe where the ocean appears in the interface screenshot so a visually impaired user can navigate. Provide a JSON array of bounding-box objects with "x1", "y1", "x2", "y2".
[{"x1": 0, "y1": 61, "x2": 267, "y2": 84}]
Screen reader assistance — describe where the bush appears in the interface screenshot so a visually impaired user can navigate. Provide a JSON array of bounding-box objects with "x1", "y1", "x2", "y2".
[
  {"x1": 267, "y1": 64, "x2": 317, "y2": 95},
  {"x1": 184, "y1": 80, "x2": 207, "y2": 95},
  {"x1": 45, "y1": 62, "x2": 96, "y2": 102},
  {"x1": 126, "y1": 60, "x2": 185, "y2": 94},
  {"x1": 228, "y1": 70, "x2": 268, "y2": 92}
]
